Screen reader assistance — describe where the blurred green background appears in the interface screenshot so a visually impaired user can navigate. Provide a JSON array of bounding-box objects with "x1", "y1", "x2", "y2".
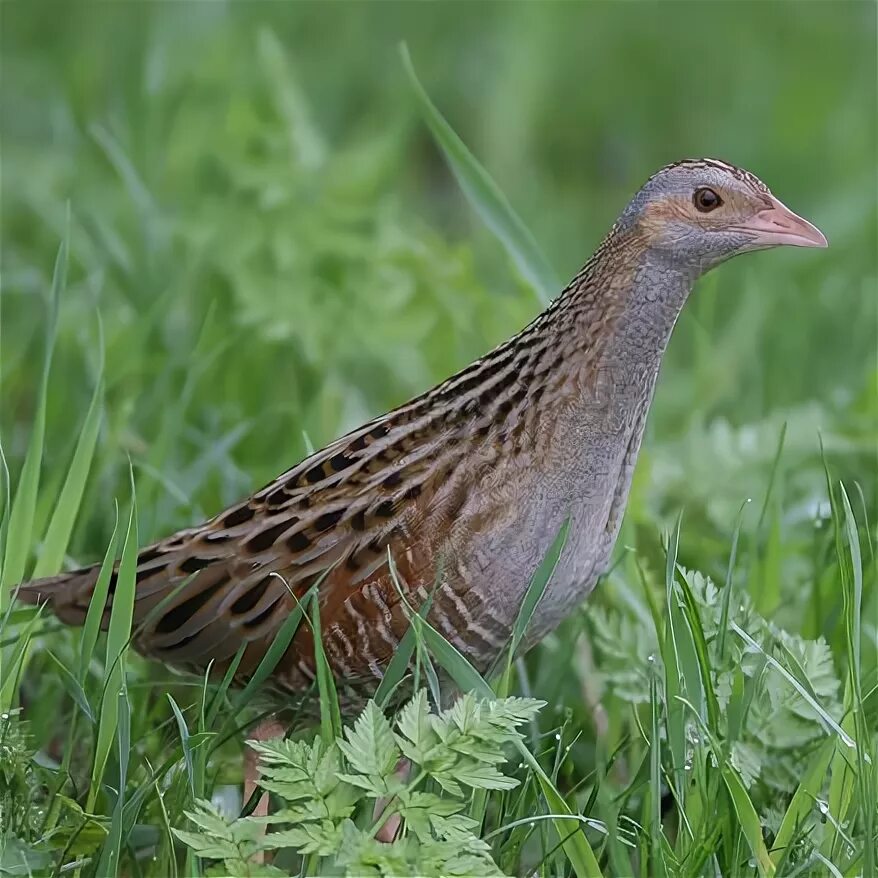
[
  {"x1": 2, "y1": 0, "x2": 876, "y2": 628},
  {"x1": 3, "y1": 0, "x2": 876, "y2": 609},
  {"x1": 2, "y1": 3, "x2": 876, "y2": 873}
]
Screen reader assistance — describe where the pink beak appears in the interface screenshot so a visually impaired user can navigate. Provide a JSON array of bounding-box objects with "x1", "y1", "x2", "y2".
[{"x1": 736, "y1": 196, "x2": 828, "y2": 249}]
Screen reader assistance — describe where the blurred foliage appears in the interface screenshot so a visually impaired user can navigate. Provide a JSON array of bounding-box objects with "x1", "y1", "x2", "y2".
[{"x1": 3, "y1": 3, "x2": 875, "y2": 489}]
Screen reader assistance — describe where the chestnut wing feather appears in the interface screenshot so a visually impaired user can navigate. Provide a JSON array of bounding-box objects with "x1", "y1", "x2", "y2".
[{"x1": 18, "y1": 411, "x2": 447, "y2": 691}]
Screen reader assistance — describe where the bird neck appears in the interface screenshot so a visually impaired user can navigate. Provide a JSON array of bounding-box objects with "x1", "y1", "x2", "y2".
[
  {"x1": 409, "y1": 229, "x2": 696, "y2": 455},
  {"x1": 539, "y1": 228, "x2": 696, "y2": 399}
]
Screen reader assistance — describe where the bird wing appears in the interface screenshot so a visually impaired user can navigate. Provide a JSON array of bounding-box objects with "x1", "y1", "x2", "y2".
[{"x1": 17, "y1": 408, "x2": 457, "y2": 691}]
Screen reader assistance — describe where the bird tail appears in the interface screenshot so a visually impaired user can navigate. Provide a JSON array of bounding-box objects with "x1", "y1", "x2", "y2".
[{"x1": 14, "y1": 564, "x2": 109, "y2": 629}]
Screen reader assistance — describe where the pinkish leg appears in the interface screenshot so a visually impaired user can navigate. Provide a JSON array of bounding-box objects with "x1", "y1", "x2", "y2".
[
  {"x1": 373, "y1": 758, "x2": 410, "y2": 843},
  {"x1": 244, "y1": 717, "x2": 287, "y2": 817}
]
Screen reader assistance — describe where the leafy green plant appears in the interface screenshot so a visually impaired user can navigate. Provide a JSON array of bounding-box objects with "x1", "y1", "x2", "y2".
[
  {"x1": 0, "y1": 709, "x2": 110, "y2": 877},
  {"x1": 590, "y1": 567, "x2": 844, "y2": 791},
  {"x1": 173, "y1": 693, "x2": 543, "y2": 876}
]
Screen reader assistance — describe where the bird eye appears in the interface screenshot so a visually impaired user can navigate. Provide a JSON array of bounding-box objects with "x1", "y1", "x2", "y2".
[{"x1": 693, "y1": 187, "x2": 722, "y2": 212}]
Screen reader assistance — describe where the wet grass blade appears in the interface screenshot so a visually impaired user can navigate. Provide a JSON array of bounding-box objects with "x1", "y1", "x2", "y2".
[
  {"x1": 818, "y1": 451, "x2": 865, "y2": 865},
  {"x1": 721, "y1": 763, "x2": 775, "y2": 877},
  {"x1": 675, "y1": 566, "x2": 719, "y2": 729},
  {"x1": 822, "y1": 686, "x2": 858, "y2": 864},
  {"x1": 771, "y1": 737, "x2": 834, "y2": 866},
  {"x1": 648, "y1": 667, "x2": 667, "y2": 878},
  {"x1": 400, "y1": 43, "x2": 558, "y2": 304},
  {"x1": 839, "y1": 485, "x2": 863, "y2": 697},
  {"x1": 730, "y1": 621, "x2": 855, "y2": 747},
  {"x1": 838, "y1": 483, "x2": 875, "y2": 876}
]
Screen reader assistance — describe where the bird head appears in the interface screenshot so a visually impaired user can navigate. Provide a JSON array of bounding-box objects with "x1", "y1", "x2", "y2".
[{"x1": 621, "y1": 158, "x2": 827, "y2": 274}]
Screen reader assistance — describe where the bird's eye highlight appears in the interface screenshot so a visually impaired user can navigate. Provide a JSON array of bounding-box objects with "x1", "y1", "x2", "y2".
[{"x1": 693, "y1": 187, "x2": 722, "y2": 212}]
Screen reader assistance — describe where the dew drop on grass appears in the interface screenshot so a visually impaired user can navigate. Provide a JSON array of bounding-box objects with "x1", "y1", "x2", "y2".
[
  {"x1": 555, "y1": 733, "x2": 561, "y2": 741},
  {"x1": 647, "y1": 654, "x2": 655, "y2": 664}
]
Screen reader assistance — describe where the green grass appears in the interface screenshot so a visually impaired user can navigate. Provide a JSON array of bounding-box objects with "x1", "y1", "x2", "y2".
[{"x1": 1, "y1": 2, "x2": 876, "y2": 876}]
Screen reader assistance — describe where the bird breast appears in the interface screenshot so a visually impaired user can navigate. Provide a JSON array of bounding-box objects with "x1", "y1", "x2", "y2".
[{"x1": 433, "y1": 379, "x2": 654, "y2": 662}]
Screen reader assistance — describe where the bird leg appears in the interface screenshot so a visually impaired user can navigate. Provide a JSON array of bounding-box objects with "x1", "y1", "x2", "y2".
[
  {"x1": 373, "y1": 758, "x2": 410, "y2": 843},
  {"x1": 244, "y1": 717, "x2": 287, "y2": 817}
]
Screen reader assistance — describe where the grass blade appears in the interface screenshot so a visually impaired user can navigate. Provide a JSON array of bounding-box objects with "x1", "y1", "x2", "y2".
[
  {"x1": 400, "y1": 43, "x2": 558, "y2": 304},
  {"x1": 94, "y1": 683, "x2": 131, "y2": 878},
  {"x1": 224, "y1": 574, "x2": 323, "y2": 731},
  {"x1": 721, "y1": 764, "x2": 775, "y2": 877},
  {"x1": 0, "y1": 234, "x2": 65, "y2": 604},
  {"x1": 374, "y1": 555, "x2": 438, "y2": 708},
  {"x1": 205, "y1": 643, "x2": 247, "y2": 729},
  {"x1": 730, "y1": 621, "x2": 856, "y2": 748},
  {"x1": 46, "y1": 650, "x2": 95, "y2": 723},
  {"x1": 674, "y1": 567, "x2": 719, "y2": 731},
  {"x1": 771, "y1": 737, "x2": 834, "y2": 866},
  {"x1": 168, "y1": 694, "x2": 196, "y2": 799},
  {"x1": 88, "y1": 482, "x2": 138, "y2": 812},
  {"x1": 497, "y1": 518, "x2": 569, "y2": 696},
  {"x1": 79, "y1": 506, "x2": 121, "y2": 684},
  {"x1": 718, "y1": 500, "x2": 749, "y2": 660},
  {"x1": 0, "y1": 444, "x2": 9, "y2": 550},
  {"x1": 648, "y1": 667, "x2": 667, "y2": 878},
  {"x1": 0, "y1": 604, "x2": 44, "y2": 710},
  {"x1": 837, "y1": 483, "x2": 875, "y2": 876},
  {"x1": 32, "y1": 354, "x2": 104, "y2": 578},
  {"x1": 310, "y1": 589, "x2": 342, "y2": 742},
  {"x1": 661, "y1": 515, "x2": 689, "y2": 802}
]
